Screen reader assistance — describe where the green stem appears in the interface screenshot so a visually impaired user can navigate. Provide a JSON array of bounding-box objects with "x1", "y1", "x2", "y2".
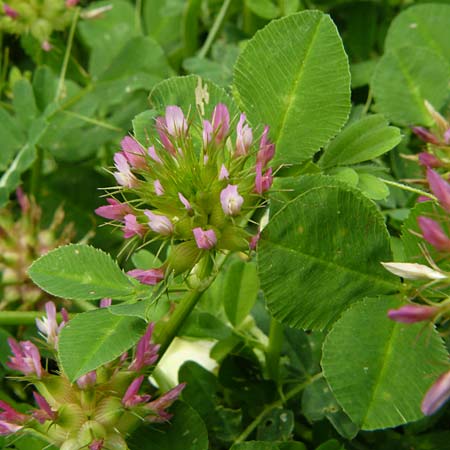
[
  {"x1": 72, "y1": 299, "x2": 97, "y2": 312},
  {"x1": 61, "y1": 110, "x2": 123, "y2": 131},
  {"x1": 0, "y1": 32, "x2": 3, "y2": 97},
  {"x1": 55, "y1": 7, "x2": 80, "y2": 102},
  {"x1": 362, "y1": 87, "x2": 373, "y2": 115},
  {"x1": 135, "y1": 0, "x2": 143, "y2": 34},
  {"x1": 1, "y1": 45, "x2": 9, "y2": 99},
  {"x1": 30, "y1": 146, "x2": 43, "y2": 201},
  {"x1": 198, "y1": 0, "x2": 232, "y2": 58},
  {"x1": 0, "y1": 311, "x2": 67, "y2": 325},
  {"x1": 155, "y1": 288, "x2": 205, "y2": 358},
  {"x1": 233, "y1": 372, "x2": 323, "y2": 444},
  {"x1": 266, "y1": 318, "x2": 284, "y2": 382},
  {"x1": 382, "y1": 179, "x2": 437, "y2": 200}
]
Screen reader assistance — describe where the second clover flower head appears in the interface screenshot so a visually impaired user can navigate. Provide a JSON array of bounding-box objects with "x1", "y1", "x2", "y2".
[
  {"x1": 96, "y1": 96, "x2": 276, "y2": 283},
  {"x1": 1, "y1": 303, "x2": 184, "y2": 447}
]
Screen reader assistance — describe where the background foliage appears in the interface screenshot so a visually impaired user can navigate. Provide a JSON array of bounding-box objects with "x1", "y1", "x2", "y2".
[{"x1": 1, "y1": 1, "x2": 450, "y2": 449}]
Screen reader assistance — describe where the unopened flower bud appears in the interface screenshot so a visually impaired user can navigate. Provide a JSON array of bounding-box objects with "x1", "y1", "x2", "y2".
[
  {"x1": 178, "y1": 193, "x2": 192, "y2": 211},
  {"x1": 32, "y1": 392, "x2": 57, "y2": 423},
  {"x1": 422, "y1": 369, "x2": 450, "y2": 415},
  {"x1": 148, "y1": 145, "x2": 162, "y2": 163},
  {"x1": 113, "y1": 153, "x2": 137, "y2": 189},
  {"x1": 128, "y1": 323, "x2": 160, "y2": 371},
  {"x1": 220, "y1": 184, "x2": 244, "y2": 216},
  {"x1": 7, "y1": 338, "x2": 43, "y2": 378},
  {"x1": 0, "y1": 400, "x2": 28, "y2": 435},
  {"x1": 3, "y1": 4, "x2": 19, "y2": 19},
  {"x1": 123, "y1": 214, "x2": 146, "y2": 239},
  {"x1": 249, "y1": 231, "x2": 261, "y2": 250},
  {"x1": 211, "y1": 103, "x2": 230, "y2": 143},
  {"x1": 36, "y1": 301, "x2": 64, "y2": 348},
  {"x1": 144, "y1": 210, "x2": 173, "y2": 235},
  {"x1": 122, "y1": 376, "x2": 151, "y2": 408},
  {"x1": 418, "y1": 217, "x2": 450, "y2": 252},
  {"x1": 127, "y1": 268, "x2": 165, "y2": 286},
  {"x1": 387, "y1": 304, "x2": 439, "y2": 323},
  {"x1": 418, "y1": 152, "x2": 442, "y2": 168},
  {"x1": 95, "y1": 198, "x2": 132, "y2": 221},
  {"x1": 193, "y1": 227, "x2": 217, "y2": 249},
  {"x1": 100, "y1": 298, "x2": 112, "y2": 308},
  {"x1": 412, "y1": 127, "x2": 441, "y2": 145},
  {"x1": 165, "y1": 106, "x2": 188, "y2": 137},
  {"x1": 235, "y1": 114, "x2": 253, "y2": 157},
  {"x1": 154, "y1": 180, "x2": 164, "y2": 196},
  {"x1": 427, "y1": 168, "x2": 450, "y2": 212},
  {"x1": 219, "y1": 164, "x2": 229, "y2": 180},
  {"x1": 77, "y1": 371, "x2": 97, "y2": 389},
  {"x1": 257, "y1": 126, "x2": 275, "y2": 167},
  {"x1": 121, "y1": 136, "x2": 146, "y2": 169},
  {"x1": 381, "y1": 262, "x2": 447, "y2": 280},
  {"x1": 203, "y1": 120, "x2": 213, "y2": 147},
  {"x1": 255, "y1": 163, "x2": 273, "y2": 194}
]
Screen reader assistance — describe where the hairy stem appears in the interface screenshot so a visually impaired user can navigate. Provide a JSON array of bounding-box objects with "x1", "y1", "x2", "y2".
[
  {"x1": 266, "y1": 317, "x2": 284, "y2": 382},
  {"x1": 135, "y1": 0, "x2": 143, "y2": 34},
  {"x1": 198, "y1": 0, "x2": 232, "y2": 58},
  {"x1": 382, "y1": 179, "x2": 437, "y2": 200},
  {"x1": 0, "y1": 311, "x2": 67, "y2": 325},
  {"x1": 30, "y1": 146, "x2": 43, "y2": 201},
  {"x1": 155, "y1": 288, "x2": 206, "y2": 358},
  {"x1": 55, "y1": 7, "x2": 80, "y2": 102}
]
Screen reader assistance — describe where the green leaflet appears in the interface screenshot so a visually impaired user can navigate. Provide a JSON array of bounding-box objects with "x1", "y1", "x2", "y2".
[
  {"x1": 58, "y1": 308, "x2": 147, "y2": 382},
  {"x1": 322, "y1": 296, "x2": 449, "y2": 430},
  {"x1": 258, "y1": 183, "x2": 398, "y2": 330},
  {"x1": 385, "y1": 3, "x2": 450, "y2": 61},
  {"x1": 371, "y1": 46, "x2": 450, "y2": 126},
  {"x1": 319, "y1": 114, "x2": 401, "y2": 169},
  {"x1": 234, "y1": 11, "x2": 351, "y2": 164},
  {"x1": 28, "y1": 244, "x2": 135, "y2": 301}
]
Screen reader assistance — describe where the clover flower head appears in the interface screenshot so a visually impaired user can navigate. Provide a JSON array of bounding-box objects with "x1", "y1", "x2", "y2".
[{"x1": 96, "y1": 93, "x2": 276, "y2": 281}]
